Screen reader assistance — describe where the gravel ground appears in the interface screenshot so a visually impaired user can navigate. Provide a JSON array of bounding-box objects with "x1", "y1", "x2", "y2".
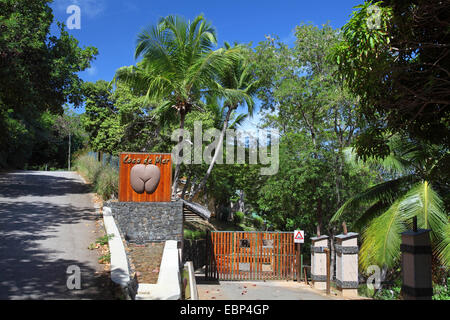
[{"x1": 127, "y1": 242, "x2": 165, "y2": 284}]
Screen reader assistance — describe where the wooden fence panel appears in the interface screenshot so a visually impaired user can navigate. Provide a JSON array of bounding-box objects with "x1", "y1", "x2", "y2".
[{"x1": 207, "y1": 231, "x2": 296, "y2": 281}]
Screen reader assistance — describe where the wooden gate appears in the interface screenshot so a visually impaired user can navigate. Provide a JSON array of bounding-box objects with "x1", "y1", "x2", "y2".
[{"x1": 206, "y1": 231, "x2": 299, "y2": 281}]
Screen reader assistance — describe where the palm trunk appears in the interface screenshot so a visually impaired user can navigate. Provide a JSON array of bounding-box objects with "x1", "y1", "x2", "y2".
[
  {"x1": 329, "y1": 226, "x2": 336, "y2": 281},
  {"x1": 189, "y1": 106, "x2": 233, "y2": 201},
  {"x1": 172, "y1": 110, "x2": 186, "y2": 199},
  {"x1": 181, "y1": 175, "x2": 191, "y2": 199}
]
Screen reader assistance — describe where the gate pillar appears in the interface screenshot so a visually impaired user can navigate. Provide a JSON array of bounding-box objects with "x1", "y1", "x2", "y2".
[
  {"x1": 400, "y1": 228, "x2": 432, "y2": 300},
  {"x1": 335, "y1": 232, "x2": 359, "y2": 297},
  {"x1": 311, "y1": 235, "x2": 329, "y2": 291}
]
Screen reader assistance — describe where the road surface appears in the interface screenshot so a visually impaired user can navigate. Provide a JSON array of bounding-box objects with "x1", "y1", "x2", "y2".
[
  {"x1": 0, "y1": 171, "x2": 112, "y2": 299},
  {"x1": 197, "y1": 279, "x2": 341, "y2": 300}
]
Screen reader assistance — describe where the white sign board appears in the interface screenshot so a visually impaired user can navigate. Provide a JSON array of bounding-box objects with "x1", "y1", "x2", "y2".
[{"x1": 294, "y1": 230, "x2": 304, "y2": 244}]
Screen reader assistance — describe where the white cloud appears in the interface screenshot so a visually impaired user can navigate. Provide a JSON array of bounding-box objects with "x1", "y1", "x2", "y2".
[
  {"x1": 281, "y1": 29, "x2": 296, "y2": 46},
  {"x1": 85, "y1": 66, "x2": 98, "y2": 76}
]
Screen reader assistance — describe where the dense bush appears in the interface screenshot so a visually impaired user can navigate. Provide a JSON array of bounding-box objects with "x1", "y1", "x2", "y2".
[
  {"x1": 252, "y1": 216, "x2": 264, "y2": 229},
  {"x1": 74, "y1": 154, "x2": 118, "y2": 200},
  {"x1": 74, "y1": 154, "x2": 101, "y2": 181},
  {"x1": 234, "y1": 211, "x2": 244, "y2": 224},
  {"x1": 95, "y1": 166, "x2": 119, "y2": 200},
  {"x1": 184, "y1": 229, "x2": 206, "y2": 240}
]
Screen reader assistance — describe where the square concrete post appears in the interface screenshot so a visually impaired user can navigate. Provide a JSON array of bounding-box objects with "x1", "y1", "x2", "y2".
[
  {"x1": 310, "y1": 235, "x2": 329, "y2": 291},
  {"x1": 400, "y1": 229, "x2": 433, "y2": 300},
  {"x1": 335, "y1": 232, "x2": 359, "y2": 297}
]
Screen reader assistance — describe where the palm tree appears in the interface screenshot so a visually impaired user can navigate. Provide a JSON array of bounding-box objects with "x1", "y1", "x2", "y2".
[
  {"x1": 331, "y1": 135, "x2": 450, "y2": 271},
  {"x1": 189, "y1": 43, "x2": 259, "y2": 200},
  {"x1": 114, "y1": 14, "x2": 238, "y2": 197},
  {"x1": 180, "y1": 98, "x2": 248, "y2": 200}
]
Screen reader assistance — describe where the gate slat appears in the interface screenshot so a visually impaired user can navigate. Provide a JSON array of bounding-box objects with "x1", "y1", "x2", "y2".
[
  {"x1": 282, "y1": 233, "x2": 285, "y2": 279},
  {"x1": 227, "y1": 232, "x2": 230, "y2": 280}
]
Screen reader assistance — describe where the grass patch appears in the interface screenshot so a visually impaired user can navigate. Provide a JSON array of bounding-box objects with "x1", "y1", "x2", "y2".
[{"x1": 74, "y1": 154, "x2": 118, "y2": 200}]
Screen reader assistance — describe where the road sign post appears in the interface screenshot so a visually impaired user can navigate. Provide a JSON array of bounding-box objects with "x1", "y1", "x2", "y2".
[{"x1": 294, "y1": 230, "x2": 304, "y2": 282}]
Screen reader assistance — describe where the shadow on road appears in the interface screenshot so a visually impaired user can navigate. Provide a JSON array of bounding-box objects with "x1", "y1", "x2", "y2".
[
  {"x1": 0, "y1": 171, "x2": 115, "y2": 299},
  {"x1": 0, "y1": 171, "x2": 90, "y2": 199}
]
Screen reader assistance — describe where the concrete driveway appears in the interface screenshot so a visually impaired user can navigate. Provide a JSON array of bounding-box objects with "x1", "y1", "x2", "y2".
[
  {"x1": 196, "y1": 278, "x2": 342, "y2": 300},
  {"x1": 0, "y1": 171, "x2": 112, "y2": 299}
]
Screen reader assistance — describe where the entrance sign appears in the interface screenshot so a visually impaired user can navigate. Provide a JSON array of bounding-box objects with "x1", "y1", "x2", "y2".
[
  {"x1": 294, "y1": 230, "x2": 304, "y2": 243},
  {"x1": 119, "y1": 153, "x2": 172, "y2": 202}
]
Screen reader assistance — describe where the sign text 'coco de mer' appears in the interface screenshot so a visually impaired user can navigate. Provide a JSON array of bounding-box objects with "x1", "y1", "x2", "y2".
[{"x1": 119, "y1": 153, "x2": 172, "y2": 202}]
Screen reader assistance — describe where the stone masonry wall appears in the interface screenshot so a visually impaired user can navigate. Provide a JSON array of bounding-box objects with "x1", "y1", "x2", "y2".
[{"x1": 107, "y1": 201, "x2": 183, "y2": 244}]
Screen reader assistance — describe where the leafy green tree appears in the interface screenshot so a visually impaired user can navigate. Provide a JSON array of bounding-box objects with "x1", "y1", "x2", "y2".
[
  {"x1": 331, "y1": 136, "x2": 450, "y2": 270},
  {"x1": 190, "y1": 43, "x2": 259, "y2": 199},
  {"x1": 115, "y1": 14, "x2": 238, "y2": 197},
  {"x1": 0, "y1": 0, "x2": 97, "y2": 168},
  {"x1": 53, "y1": 107, "x2": 88, "y2": 170},
  {"x1": 332, "y1": 0, "x2": 450, "y2": 159},
  {"x1": 81, "y1": 81, "x2": 122, "y2": 154},
  {"x1": 251, "y1": 24, "x2": 368, "y2": 231}
]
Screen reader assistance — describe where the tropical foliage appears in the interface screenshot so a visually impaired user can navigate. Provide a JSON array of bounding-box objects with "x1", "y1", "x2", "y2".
[
  {"x1": 332, "y1": 0, "x2": 450, "y2": 159},
  {"x1": 0, "y1": 0, "x2": 97, "y2": 168},
  {"x1": 331, "y1": 136, "x2": 450, "y2": 269}
]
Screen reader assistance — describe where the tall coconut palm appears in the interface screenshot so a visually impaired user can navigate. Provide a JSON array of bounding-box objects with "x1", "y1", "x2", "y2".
[
  {"x1": 189, "y1": 43, "x2": 259, "y2": 200},
  {"x1": 114, "y1": 15, "x2": 238, "y2": 197},
  {"x1": 331, "y1": 135, "x2": 450, "y2": 270},
  {"x1": 180, "y1": 98, "x2": 248, "y2": 200}
]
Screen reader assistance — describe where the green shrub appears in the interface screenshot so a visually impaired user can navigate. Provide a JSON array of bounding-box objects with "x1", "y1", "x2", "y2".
[
  {"x1": 74, "y1": 154, "x2": 102, "y2": 182},
  {"x1": 74, "y1": 154, "x2": 118, "y2": 200},
  {"x1": 374, "y1": 286, "x2": 401, "y2": 300},
  {"x1": 433, "y1": 283, "x2": 450, "y2": 300},
  {"x1": 234, "y1": 211, "x2": 244, "y2": 224},
  {"x1": 184, "y1": 229, "x2": 206, "y2": 240},
  {"x1": 95, "y1": 166, "x2": 119, "y2": 200},
  {"x1": 253, "y1": 216, "x2": 264, "y2": 228}
]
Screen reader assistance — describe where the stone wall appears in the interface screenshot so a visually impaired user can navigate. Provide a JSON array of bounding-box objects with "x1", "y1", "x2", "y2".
[{"x1": 107, "y1": 201, "x2": 183, "y2": 244}]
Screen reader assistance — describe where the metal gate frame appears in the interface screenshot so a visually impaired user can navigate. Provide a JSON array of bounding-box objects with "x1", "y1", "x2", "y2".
[{"x1": 206, "y1": 231, "x2": 299, "y2": 281}]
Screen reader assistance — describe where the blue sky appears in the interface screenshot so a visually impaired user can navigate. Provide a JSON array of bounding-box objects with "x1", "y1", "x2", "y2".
[{"x1": 50, "y1": 0, "x2": 361, "y2": 127}]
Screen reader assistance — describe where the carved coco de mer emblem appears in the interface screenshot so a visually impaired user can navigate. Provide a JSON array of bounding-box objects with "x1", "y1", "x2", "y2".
[
  {"x1": 130, "y1": 164, "x2": 161, "y2": 194},
  {"x1": 119, "y1": 153, "x2": 171, "y2": 202}
]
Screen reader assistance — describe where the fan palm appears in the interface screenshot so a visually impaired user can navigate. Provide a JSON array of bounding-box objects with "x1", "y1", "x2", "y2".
[
  {"x1": 331, "y1": 135, "x2": 450, "y2": 270},
  {"x1": 189, "y1": 43, "x2": 259, "y2": 200},
  {"x1": 114, "y1": 14, "x2": 239, "y2": 197}
]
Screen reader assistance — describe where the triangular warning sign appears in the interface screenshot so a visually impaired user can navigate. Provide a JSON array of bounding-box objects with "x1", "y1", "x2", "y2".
[{"x1": 295, "y1": 231, "x2": 304, "y2": 240}]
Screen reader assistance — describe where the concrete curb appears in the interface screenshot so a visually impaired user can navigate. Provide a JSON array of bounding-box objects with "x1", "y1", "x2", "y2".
[
  {"x1": 102, "y1": 206, "x2": 133, "y2": 298},
  {"x1": 136, "y1": 240, "x2": 181, "y2": 300}
]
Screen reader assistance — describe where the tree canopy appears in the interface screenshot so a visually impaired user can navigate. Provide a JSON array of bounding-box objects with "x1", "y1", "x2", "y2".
[
  {"x1": 333, "y1": 0, "x2": 450, "y2": 159},
  {"x1": 0, "y1": 0, "x2": 97, "y2": 168}
]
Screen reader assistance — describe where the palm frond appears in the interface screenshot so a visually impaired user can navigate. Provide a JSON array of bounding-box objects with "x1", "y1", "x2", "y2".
[
  {"x1": 399, "y1": 181, "x2": 448, "y2": 262},
  {"x1": 435, "y1": 222, "x2": 450, "y2": 268},
  {"x1": 229, "y1": 113, "x2": 248, "y2": 129},
  {"x1": 331, "y1": 175, "x2": 416, "y2": 223},
  {"x1": 360, "y1": 198, "x2": 406, "y2": 270},
  {"x1": 353, "y1": 200, "x2": 391, "y2": 231}
]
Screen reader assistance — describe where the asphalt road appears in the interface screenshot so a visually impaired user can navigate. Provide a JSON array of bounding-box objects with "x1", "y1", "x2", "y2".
[{"x1": 0, "y1": 171, "x2": 111, "y2": 300}]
